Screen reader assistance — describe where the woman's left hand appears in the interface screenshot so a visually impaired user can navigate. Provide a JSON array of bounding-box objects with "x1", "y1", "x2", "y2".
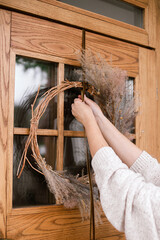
[{"x1": 71, "y1": 98, "x2": 95, "y2": 126}]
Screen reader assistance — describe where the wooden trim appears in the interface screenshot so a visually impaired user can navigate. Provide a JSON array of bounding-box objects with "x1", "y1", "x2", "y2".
[
  {"x1": 7, "y1": 50, "x2": 15, "y2": 214},
  {"x1": 100, "y1": 235, "x2": 125, "y2": 240},
  {"x1": 40, "y1": 0, "x2": 147, "y2": 14},
  {"x1": 14, "y1": 128, "x2": 86, "y2": 137},
  {"x1": 0, "y1": 9, "x2": 11, "y2": 238},
  {"x1": 14, "y1": 127, "x2": 134, "y2": 139},
  {"x1": 12, "y1": 48, "x2": 81, "y2": 67},
  {"x1": 122, "y1": 0, "x2": 148, "y2": 8},
  {"x1": 0, "y1": 0, "x2": 150, "y2": 47},
  {"x1": 146, "y1": 0, "x2": 156, "y2": 48},
  {"x1": 144, "y1": 2, "x2": 156, "y2": 48},
  {"x1": 10, "y1": 204, "x2": 73, "y2": 215},
  {"x1": 56, "y1": 63, "x2": 64, "y2": 171},
  {"x1": 143, "y1": 5, "x2": 148, "y2": 29},
  {"x1": 64, "y1": 130, "x2": 85, "y2": 137},
  {"x1": 14, "y1": 127, "x2": 58, "y2": 136},
  {"x1": 11, "y1": 205, "x2": 64, "y2": 215},
  {"x1": 136, "y1": 47, "x2": 157, "y2": 158}
]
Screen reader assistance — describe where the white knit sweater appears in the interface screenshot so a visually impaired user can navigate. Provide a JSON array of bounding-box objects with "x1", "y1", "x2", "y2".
[{"x1": 92, "y1": 147, "x2": 160, "y2": 240}]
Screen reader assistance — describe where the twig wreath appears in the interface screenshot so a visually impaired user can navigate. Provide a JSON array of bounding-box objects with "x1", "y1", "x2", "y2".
[{"x1": 17, "y1": 50, "x2": 138, "y2": 223}]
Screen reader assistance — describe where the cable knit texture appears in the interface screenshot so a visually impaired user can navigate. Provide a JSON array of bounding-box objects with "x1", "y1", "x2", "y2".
[{"x1": 92, "y1": 147, "x2": 160, "y2": 240}]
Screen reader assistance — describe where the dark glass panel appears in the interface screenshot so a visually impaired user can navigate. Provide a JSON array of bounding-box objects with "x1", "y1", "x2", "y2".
[
  {"x1": 63, "y1": 136, "x2": 91, "y2": 176},
  {"x1": 14, "y1": 56, "x2": 57, "y2": 129},
  {"x1": 58, "y1": 0, "x2": 143, "y2": 28},
  {"x1": 13, "y1": 135, "x2": 57, "y2": 207},
  {"x1": 64, "y1": 64, "x2": 83, "y2": 130}
]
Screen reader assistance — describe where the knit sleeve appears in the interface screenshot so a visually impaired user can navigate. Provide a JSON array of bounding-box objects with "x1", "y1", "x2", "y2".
[
  {"x1": 130, "y1": 151, "x2": 160, "y2": 186},
  {"x1": 92, "y1": 147, "x2": 160, "y2": 239}
]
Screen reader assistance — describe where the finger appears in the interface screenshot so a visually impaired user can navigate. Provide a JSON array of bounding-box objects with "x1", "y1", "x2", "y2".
[
  {"x1": 78, "y1": 95, "x2": 82, "y2": 100},
  {"x1": 84, "y1": 95, "x2": 94, "y2": 105},
  {"x1": 74, "y1": 98, "x2": 82, "y2": 103}
]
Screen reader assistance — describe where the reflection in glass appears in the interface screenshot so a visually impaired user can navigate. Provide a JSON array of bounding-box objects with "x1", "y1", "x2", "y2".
[
  {"x1": 64, "y1": 136, "x2": 91, "y2": 176},
  {"x1": 14, "y1": 56, "x2": 58, "y2": 129},
  {"x1": 58, "y1": 0, "x2": 143, "y2": 28},
  {"x1": 126, "y1": 77, "x2": 134, "y2": 101},
  {"x1": 126, "y1": 77, "x2": 136, "y2": 144},
  {"x1": 64, "y1": 64, "x2": 83, "y2": 130},
  {"x1": 13, "y1": 135, "x2": 57, "y2": 207}
]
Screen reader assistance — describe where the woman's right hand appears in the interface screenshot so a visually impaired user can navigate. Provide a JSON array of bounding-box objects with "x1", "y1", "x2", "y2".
[{"x1": 81, "y1": 95, "x2": 103, "y2": 119}]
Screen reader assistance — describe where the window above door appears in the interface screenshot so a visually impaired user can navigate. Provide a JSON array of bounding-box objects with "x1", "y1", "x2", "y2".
[{"x1": 58, "y1": 0, "x2": 144, "y2": 28}]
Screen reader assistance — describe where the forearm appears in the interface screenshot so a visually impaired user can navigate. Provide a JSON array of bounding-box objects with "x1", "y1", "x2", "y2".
[
  {"x1": 83, "y1": 115, "x2": 108, "y2": 157},
  {"x1": 96, "y1": 113, "x2": 142, "y2": 167}
]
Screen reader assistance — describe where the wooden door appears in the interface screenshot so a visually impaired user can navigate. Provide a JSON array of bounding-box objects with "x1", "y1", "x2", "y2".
[{"x1": 0, "y1": 8, "x2": 157, "y2": 240}]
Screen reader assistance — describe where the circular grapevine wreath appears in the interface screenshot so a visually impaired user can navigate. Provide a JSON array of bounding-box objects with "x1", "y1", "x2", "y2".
[{"x1": 17, "y1": 80, "x2": 101, "y2": 222}]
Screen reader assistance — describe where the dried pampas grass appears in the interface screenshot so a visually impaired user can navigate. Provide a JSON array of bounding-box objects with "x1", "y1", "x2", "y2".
[{"x1": 76, "y1": 50, "x2": 139, "y2": 140}]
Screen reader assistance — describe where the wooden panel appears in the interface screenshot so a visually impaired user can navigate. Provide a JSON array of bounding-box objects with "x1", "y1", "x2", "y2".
[
  {"x1": 7, "y1": 206, "x2": 122, "y2": 240},
  {"x1": 0, "y1": 9, "x2": 11, "y2": 238},
  {"x1": 86, "y1": 32, "x2": 139, "y2": 77},
  {"x1": 136, "y1": 47, "x2": 157, "y2": 158},
  {"x1": 0, "y1": 0, "x2": 149, "y2": 46},
  {"x1": 56, "y1": 63, "x2": 64, "y2": 171},
  {"x1": 11, "y1": 12, "x2": 82, "y2": 60}
]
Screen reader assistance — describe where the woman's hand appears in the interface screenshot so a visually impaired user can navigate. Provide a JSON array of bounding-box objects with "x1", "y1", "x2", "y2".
[
  {"x1": 71, "y1": 98, "x2": 95, "y2": 126},
  {"x1": 79, "y1": 95, "x2": 103, "y2": 119},
  {"x1": 72, "y1": 98, "x2": 108, "y2": 156}
]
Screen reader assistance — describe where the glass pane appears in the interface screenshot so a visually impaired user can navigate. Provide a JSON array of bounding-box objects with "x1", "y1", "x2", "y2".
[
  {"x1": 126, "y1": 77, "x2": 136, "y2": 143},
  {"x1": 64, "y1": 137, "x2": 91, "y2": 176},
  {"x1": 14, "y1": 56, "x2": 58, "y2": 129},
  {"x1": 58, "y1": 0, "x2": 143, "y2": 28},
  {"x1": 126, "y1": 77, "x2": 134, "y2": 100},
  {"x1": 64, "y1": 64, "x2": 83, "y2": 130},
  {"x1": 13, "y1": 135, "x2": 57, "y2": 207}
]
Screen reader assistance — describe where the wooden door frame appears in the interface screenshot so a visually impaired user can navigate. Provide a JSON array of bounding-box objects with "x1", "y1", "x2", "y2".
[
  {"x1": 0, "y1": 9, "x2": 11, "y2": 238},
  {"x1": 0, "y1": 0, "x2": 160, "y2": 238},
  {"x1": 0, "y1": 0, "x2": 157, "y2": 48}
]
